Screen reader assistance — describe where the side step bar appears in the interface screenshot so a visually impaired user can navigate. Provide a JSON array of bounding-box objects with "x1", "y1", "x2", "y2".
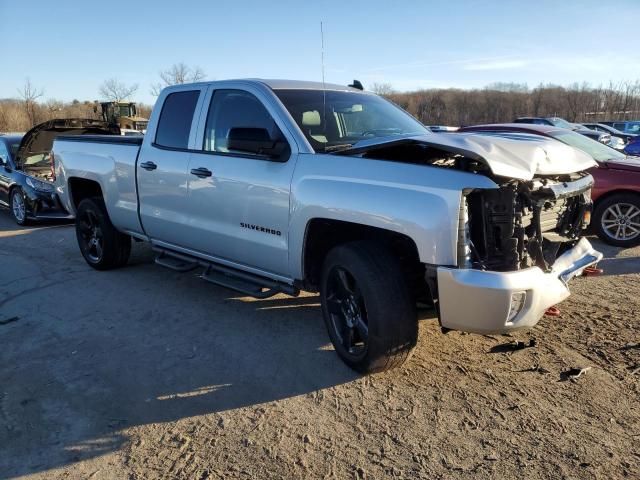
[
  {"x1": 155, "y1": 251, "x2": 199, "y2": 272},
  {"x1": 152, "y1": 247, "x2": 299, "y2": 299}
]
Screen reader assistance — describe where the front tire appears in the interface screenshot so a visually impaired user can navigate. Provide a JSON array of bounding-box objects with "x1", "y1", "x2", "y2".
[
  {"x1": 593, "y1": 193, "x2": 640, "y2": 248},
  {"x1": 9, "y1": 188, "x2": 29, "y2": 225},
  {"x1": 320, "y1": 241, "x2": 418, "y2": 374},
  {"x1": 75, "y1": 197, "x2": 131, "y2": 270}
]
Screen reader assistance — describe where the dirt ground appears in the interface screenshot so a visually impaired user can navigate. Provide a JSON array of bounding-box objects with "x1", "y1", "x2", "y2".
[{"x1": 1, "y1": 214, "x2": 638, "y2": 479}]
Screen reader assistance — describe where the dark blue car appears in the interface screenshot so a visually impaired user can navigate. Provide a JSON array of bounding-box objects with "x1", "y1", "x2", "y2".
[{"x1": 624, "y1": 137, "x2": 640, "y2": 156}]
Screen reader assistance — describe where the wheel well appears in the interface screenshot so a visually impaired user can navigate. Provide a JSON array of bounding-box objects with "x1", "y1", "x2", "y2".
[
  {"x1": 302, "y1": 218, "x2": 425, "y2": 296},
  {"x1": 68, "y1": 178, "x2": 103, "y2": 209},
  {"x1": 594, "y1": 189, "x2": 640, "y2": 209}
]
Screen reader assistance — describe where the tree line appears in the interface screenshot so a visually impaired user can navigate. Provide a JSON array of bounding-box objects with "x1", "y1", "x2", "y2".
[
  {"x1": 2, "y1": 72, "x2": 640, "y2": 132},
  {"x1": 377, "y1": 81, "x2": 640, "y2": 126},
  {"x1": 0, "y1": 63, "x2": 204, "y2": 132}
]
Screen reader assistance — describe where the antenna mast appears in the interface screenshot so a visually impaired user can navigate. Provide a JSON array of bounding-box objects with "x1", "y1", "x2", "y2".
[
  {"x1": 320, "y1": 21, "x2": 327, "y2": 131},
  {"x1": 320, "y1": 21, "x2": 326, "y2": 87}
]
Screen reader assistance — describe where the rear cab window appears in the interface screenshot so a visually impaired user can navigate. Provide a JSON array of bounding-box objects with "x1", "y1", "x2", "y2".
[{"x1": 154, "y1": 90, "x2": 201, "y2": 149}]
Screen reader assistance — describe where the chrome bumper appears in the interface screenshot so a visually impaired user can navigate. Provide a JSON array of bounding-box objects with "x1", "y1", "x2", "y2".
[{"x1": 436, "y1": 238, "x2": 602, "y2": 334}]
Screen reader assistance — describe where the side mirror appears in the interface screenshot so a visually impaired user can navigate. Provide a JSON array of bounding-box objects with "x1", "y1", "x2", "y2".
[{"x1": 227, "y1": 127, "x2": 289, "y2": 160}]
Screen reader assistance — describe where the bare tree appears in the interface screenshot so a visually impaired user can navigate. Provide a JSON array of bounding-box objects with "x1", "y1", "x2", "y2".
[
  {"x1": 371, "y1": 82, "x2": 395, "y2": 96},
  {"x1": 18, "y1": 78, "x2": 44, "y2": 127},
  {"x1": 150, "y1": 63, "x2": 206, "y2": 96},
  {"x1": 99, "y1": 78, "x2": 139, "y2": 102}
]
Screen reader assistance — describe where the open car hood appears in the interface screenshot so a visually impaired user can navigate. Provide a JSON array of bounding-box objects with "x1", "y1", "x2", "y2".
[
  {"x1": 340, "y1": 132, "x2": 597, "y2": 180},
  {"x1": 15, "y1": 118, "x2": 119, "y2": 168}
]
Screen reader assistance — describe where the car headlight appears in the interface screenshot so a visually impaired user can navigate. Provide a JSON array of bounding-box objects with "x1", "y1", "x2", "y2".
[{"x1": 25, "y1": 176, "x2": 54, "y2": 192}]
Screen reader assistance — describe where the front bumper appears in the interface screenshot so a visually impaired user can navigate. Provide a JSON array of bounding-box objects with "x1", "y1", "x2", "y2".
[
  {"x1": 24, "y1": 186, "x2": 74, "y2": 219},
  {"x1": 436, "y1": 238, "x2": 602, "y2": 334}
]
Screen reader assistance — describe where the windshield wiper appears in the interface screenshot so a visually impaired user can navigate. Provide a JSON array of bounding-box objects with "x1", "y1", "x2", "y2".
[{"x1": 324, "y1": 143, "x2": 354, "y2": 153}]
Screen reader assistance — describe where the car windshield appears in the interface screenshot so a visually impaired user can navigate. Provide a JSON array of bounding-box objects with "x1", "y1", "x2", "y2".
[
  {"x1": 548, "y1": 118, "x2": 574, "y2": 129},
  {"x1": 274, "y1": 89, "x2": 428, "y2": 152},
  {"x1": 624, "y1": 122, "x2": 640, "y2": 134},
  {"x1": 551, "y1": 130, "x2": 626, "y2": 162}
]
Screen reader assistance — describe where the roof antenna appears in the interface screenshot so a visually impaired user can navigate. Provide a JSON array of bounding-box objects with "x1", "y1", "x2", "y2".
[{"x1": 320, "y1": 21, "x2": 327, "y2": 135}]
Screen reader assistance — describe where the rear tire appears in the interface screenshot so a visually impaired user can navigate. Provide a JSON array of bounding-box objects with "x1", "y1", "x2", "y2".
[
  {"x1": 593, "y1": 193, "x2": 640, "y2": 248},
  {"x1": 320, "y1": 241, "x2": 418, "y2": 374},
  {"x1": 75, "y1": 197, "x2": 131, "y2": 270}
]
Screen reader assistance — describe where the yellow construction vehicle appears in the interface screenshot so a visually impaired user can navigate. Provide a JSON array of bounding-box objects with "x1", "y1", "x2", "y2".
[{"x1": 99, "y1": 102, "x2": 148, "y2": 133}]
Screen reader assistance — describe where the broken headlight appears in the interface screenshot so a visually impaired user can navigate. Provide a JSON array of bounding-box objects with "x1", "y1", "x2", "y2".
[{"x1": 25, "y1": 176, "x2": 54, "y2": 192}]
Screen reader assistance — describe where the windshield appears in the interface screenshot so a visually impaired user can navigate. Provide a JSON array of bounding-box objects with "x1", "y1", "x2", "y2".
[
  {"x1": 274, "y1": 89, "x2": 428, "y2": 152},
  {"x1": 548, "y1": 118, "x2": 574, "y2": 129},
  {"x1": 551, "y1": 130, "x2": 626, "y2": 162}
]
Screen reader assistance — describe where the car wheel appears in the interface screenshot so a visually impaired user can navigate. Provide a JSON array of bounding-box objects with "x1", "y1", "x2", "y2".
[
  {"x1": 594, "y1": 193, "x2": 640, "y2": 248},
  {"x1": 75, "y1": 197, "x2": 131, "y2": 270},
  {"x1": 9, "y1": 188, "x2": 29, "y2": 225},
  {"x1": 320, "y1": 241, "x2": 418, "y2": 374}
]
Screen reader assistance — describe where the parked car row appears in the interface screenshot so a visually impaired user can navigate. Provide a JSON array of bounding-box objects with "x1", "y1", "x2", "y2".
[{"x1": 512, "y1": 116, "x2": 640, "y2": 156}]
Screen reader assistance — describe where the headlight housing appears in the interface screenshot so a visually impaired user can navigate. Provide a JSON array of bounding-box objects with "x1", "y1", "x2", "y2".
[
  {"x1": 507, "y1": 291, "x2": 527, "y2": 322},
  {"x1": 25, "y1": 176, "x2": 54, "y2": 192},
  {"x1": 457, "y1": 192, "x2": 472, "y2": 268}
]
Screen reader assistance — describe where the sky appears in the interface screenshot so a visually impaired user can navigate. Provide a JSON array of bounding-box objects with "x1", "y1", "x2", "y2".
[{"x1": 1, "y1": 0, "x2": 640, "y2": 105}]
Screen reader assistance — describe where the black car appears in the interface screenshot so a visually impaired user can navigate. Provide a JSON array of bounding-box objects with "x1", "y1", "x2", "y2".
[
  {"x1": 514, "y1": 116, "x2": 610, "y2": 143},
  {"x1": 514, "y1": 116, "x2": 578, "y2": 129},
  {"x1": 0, "y1": 119, "x2": 118, "y2": 225},
  {"x1": 582, "y1": 123, "x2": 637, "y2": 144}
]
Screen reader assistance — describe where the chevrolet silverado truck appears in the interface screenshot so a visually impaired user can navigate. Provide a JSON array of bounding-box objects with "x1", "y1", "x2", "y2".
[{"x1": 53, "y1": 79, "x2": 602, "y2": 373}]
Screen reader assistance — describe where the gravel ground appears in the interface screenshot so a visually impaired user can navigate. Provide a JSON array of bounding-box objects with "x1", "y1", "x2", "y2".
[{"x1": 0, "y1": 214, "x2": 638, "y2": 479}]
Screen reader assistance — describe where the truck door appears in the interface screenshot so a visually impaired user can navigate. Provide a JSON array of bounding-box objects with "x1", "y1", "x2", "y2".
[
  {"x1": 137, "y1": 88, "x2": 204, "y2": 246},
  {"x1": 181, "y1": 87, "x2": 298, "y2": 276}
]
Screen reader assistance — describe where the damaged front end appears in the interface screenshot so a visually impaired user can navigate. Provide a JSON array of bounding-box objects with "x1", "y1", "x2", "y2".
[
  {"x1": 464, "y1": 173, "x2": 593, "y2": 272},
  {"x1": 336, "y1": 133, "x2": 602, "y2": 333},
  {"x1": 438, "y1": 173, "x2": 602, "y2": 334}
]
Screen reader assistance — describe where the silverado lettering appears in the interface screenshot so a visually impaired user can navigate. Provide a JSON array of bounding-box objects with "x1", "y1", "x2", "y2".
[{"x1": 240, "y1": 222, "x2": 282, "y2": 236}]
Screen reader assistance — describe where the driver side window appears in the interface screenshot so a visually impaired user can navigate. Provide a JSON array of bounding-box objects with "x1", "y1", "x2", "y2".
[{"x1": 203, "y1": 89, "x2": 280, "y2": 154}]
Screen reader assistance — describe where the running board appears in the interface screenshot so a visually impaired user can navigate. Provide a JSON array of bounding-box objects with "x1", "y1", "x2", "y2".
[
  {"x1": 152, "y1": 247, "x2": 299, "y2": 299},
  {"x1": 155, "y1": 251, "x2": 199, "y2": 272},
  {"x1": 202, "y1": 267, "x2": 278, "y2": 299}
]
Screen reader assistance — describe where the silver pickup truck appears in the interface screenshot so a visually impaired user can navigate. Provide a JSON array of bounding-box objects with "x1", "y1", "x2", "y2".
[{"x1": 54, "y1": 79, "x2": 602, "y2": 373}]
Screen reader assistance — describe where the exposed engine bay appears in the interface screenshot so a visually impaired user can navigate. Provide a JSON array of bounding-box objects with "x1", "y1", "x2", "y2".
[
  {"x1": 464, "y1": 174, "x2": 592, "y2": 272},
  {"x1": 347, "y1": 139, "x2": 594, "y2": 273}
]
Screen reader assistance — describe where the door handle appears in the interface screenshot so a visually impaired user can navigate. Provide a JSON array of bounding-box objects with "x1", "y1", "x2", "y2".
[
  {"x1": 140, "y1": 161, "x2": 157, "y2": 171},
  {"x1": 190, "y1": 167, "x2": 212, "y2": 178}
]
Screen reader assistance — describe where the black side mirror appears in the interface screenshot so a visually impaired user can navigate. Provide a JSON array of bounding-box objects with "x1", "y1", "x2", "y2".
[{"x1": 227, "y1": 127, "x2": 289, "y2": 160}]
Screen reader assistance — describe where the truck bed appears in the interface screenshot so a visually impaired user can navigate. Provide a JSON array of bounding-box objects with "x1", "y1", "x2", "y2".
[
  {"x1": 53, "y1": 135, "x2": 144, "y2": 236},
  {"x1": 56, "y1": 134, "x2": 144, "y2": 146}
]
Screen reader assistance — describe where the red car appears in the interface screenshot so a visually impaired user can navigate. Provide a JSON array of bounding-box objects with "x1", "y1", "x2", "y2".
[{"x1": 458, "y1": 124, "x2": 640, "y2": 248}]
